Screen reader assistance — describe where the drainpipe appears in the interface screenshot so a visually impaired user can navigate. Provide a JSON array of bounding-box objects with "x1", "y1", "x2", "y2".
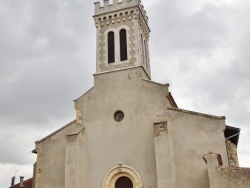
[{"x1": 225, "y1": 129, "x2": 241, "y2": 166}]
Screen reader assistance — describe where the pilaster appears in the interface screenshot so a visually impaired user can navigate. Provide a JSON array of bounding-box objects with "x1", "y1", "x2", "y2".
[
  {"x1": 65, "y1": 127, "x2": 86, "y2": 188},
  {"x1": 34, "y1": 146, "x2": 42, "y2": 188},
  {"x1": 154, "y1": 121, "x2": 176, "y2": 188}
]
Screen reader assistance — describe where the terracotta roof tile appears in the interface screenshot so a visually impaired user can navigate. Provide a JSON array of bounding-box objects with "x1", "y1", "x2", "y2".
[{"x1": 11, "y1": 178, "x2": 33, "y2": 188}]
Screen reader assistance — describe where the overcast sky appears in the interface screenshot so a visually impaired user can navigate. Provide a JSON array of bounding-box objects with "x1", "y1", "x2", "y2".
[{"x1": 0, "y1": 0, "x2": 250, "y2": 187}]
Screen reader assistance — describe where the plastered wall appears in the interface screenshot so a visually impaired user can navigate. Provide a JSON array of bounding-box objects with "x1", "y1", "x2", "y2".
[
  {"x1": 167, "y1": 108, "x2": 228, "y2": 188},
  {"x1": 204, "y1": 153, "x2": 250, "y2": 188},
  {"x1": 34, "y1": 67, "x2": 239, "y2": 188},
  {"x1": 76, "y1": 67, "x2": 170, "y2": 188}
]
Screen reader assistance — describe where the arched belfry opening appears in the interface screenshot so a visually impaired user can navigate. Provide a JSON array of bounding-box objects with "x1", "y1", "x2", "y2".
[
  {"x1": 108, "y1": 31, "x2": 115, "y2": 63},
  {"x1": 120, "y1": 29, "x2": 128, "y2": 61},
  {"x1": 115, "y1": 177, "x2": 133, "y2": 188}
]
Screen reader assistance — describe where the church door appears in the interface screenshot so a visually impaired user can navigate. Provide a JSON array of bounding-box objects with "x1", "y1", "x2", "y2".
[{"x1": 115, "y1": 177, "x2": 133, "y2": 188}]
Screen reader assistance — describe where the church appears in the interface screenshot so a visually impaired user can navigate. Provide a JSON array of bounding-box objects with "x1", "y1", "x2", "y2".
[{"x1": 32, "y1": 0, "x2": 250, "y2": 188}]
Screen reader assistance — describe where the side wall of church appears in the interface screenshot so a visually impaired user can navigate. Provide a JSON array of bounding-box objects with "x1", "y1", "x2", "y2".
[
  {"x1": 65, "y1": 128, "x2": 86, "y2": 188},
  {"x1": 76, "y1": 67, "x2": 171, "y2": 188},
  {"x1": 167, "y1": 109, "x2": 228, "y2": 188},
  {"x1": 35, "y1": 121, "x2": 82, "y2": 188}
]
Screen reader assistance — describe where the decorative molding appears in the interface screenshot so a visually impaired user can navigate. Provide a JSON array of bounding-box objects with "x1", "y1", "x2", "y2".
[
  {"x1": 94, "y1": 10, "x2": 135, "y2": 28},
  {"x1": 93, "y1": 2, "x2": 150, "y2": 37}
]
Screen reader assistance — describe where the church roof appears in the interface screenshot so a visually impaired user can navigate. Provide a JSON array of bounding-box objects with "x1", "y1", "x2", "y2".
[
  {"x1": 35, "y1": 120, "x2": 76, "y2": 144},
  {"x1": 167, "y1": 92, "x2": 178, "y2": 108}
]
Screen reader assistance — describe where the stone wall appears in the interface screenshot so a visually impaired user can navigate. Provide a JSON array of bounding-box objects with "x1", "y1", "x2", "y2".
[
  {"x1": 226, "y1": 140, "x2": 239, "y2": 167},
  {"x1": 204, "y1": 153, "x2": 250, "y2": 188}
]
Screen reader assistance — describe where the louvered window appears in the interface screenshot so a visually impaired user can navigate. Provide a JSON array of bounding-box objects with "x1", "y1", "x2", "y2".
[
  {"x1": 108, "y1": 32, "x2": 115, "y2": 63},
  {"x1": 120, "y1": 29, "x2": 128, "y2": 61}
]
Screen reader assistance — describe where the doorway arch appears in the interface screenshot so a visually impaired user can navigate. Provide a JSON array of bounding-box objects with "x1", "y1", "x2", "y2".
[
  {"x1": 102, "y1": 165, "x2": 142, "y2": 188},
  {"x1": 115, "y1": 176, "x2": 133, "y2": 188}
]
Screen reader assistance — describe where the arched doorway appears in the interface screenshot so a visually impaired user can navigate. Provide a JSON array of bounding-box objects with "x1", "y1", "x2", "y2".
[
  {"x1": 102, "y1": 165, "x2": 142, "y2": 188},
  {"x1": 115, "y1": 176, "x2": 133, "y2": 188}
]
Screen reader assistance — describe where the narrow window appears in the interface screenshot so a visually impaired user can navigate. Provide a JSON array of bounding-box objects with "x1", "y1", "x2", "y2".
[
  {"x1": 115, "y1": 177, "x2": 133, "y2": 188},
  {"x1": 108, "y1": 31, "x2": 115, "y2": 63},
  {"x1": 144, "y1": 40, "x2": 148, "y2": 69},
  {"x1": 145, "y1": 41, "x2": 150, "y2": 70},
  {"x1": 120, "y1": 29, "x2": 128, "y2": 61}
]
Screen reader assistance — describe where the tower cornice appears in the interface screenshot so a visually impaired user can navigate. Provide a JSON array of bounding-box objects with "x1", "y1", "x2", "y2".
[
  {"x1": 94, "y1": 0, "x2": 149, "y2": 31},
  {"x1": 93, "y1": 6, "x2": 150, "y2": 38}
]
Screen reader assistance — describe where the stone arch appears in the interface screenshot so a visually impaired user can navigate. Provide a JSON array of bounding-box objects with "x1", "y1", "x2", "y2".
[{"x1": 102, "y1": 165, "x2": 142, "y2": 188}]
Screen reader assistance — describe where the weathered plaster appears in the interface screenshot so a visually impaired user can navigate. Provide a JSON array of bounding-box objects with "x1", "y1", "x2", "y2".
[{"x1": 204, "y1": 153, "x2": 250, "y2": 188}]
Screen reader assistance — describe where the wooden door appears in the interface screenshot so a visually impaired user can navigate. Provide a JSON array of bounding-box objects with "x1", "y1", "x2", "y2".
[{"x1": 115, "y1": 177, "x2": 133, "y2": 188}]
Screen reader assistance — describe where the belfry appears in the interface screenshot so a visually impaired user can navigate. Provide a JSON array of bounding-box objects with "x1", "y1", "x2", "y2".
[
  {"x1": 94, "y1": 0, "x2": 151, "y2": 77},
  {"x1": 32, "y1": 1, "x2": 250, "y2": 188}
]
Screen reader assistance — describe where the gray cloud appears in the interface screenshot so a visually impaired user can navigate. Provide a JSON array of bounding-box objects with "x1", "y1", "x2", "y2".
[
  {"x1": 148, "y1": 0, "x2": 250, "y2": 126},
  {"x1": 149, "y1": 0, "x2": 229, "y2": 55},
  {"x1": 0, "y1": 0, "x2": 95, "y2": 127},
  {"x1": 148, "y1": 0, "x2": 250, "y2": 163},
  {"x1": 0, "y1": 125, "x2": 36, "y2": 164}
]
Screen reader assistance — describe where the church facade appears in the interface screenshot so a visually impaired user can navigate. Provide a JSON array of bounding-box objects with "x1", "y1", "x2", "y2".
[{"x1": 32, "y1": 1, "x2": 250, "y2": 188}]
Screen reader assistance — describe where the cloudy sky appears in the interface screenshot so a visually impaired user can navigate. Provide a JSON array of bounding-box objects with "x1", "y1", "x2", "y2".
[{"x1": 0, "y1": 0, "x2": 249, "y2": 187}]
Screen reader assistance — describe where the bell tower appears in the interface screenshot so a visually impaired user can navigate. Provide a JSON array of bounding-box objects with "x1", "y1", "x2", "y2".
[{"x1": 93, "y1": 0, "x2": 151, "y2": 79}]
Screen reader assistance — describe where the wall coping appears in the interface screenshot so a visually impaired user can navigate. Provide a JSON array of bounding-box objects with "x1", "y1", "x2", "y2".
[{"x1": 168, "y1": 107, "x2": 226, "y2": 120}]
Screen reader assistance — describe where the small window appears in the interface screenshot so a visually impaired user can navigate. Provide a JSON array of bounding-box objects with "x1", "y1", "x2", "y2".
[
  {"x1": 108, "y1": 31, "x2": 115, "y2": 63},
  {"x1": 115, "y1": 176, "x2": 133, "y2": 188},
  {"x1": 120, "y1": 29, "x2": 128, "y2": 61}
]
